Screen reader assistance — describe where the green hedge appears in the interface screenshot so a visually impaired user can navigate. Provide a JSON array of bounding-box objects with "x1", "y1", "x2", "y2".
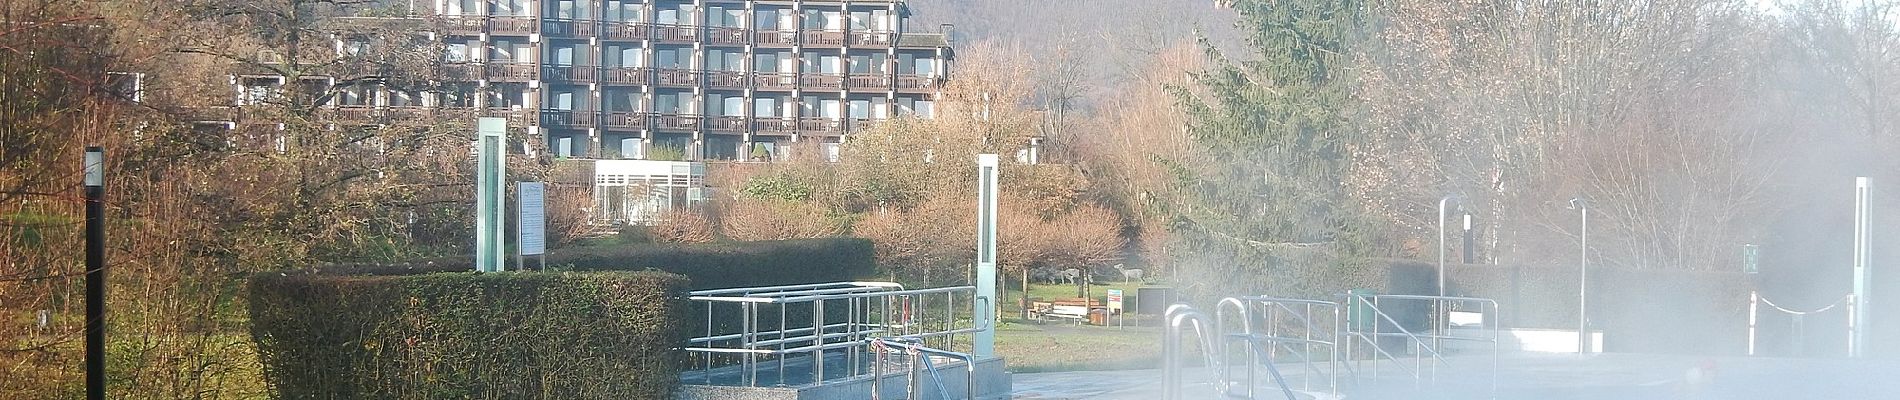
[
  {"x1": 249, "y1": 271, "x2": 688, "y2": 400},
  {"x1": 313, "y1": 238, "x2": 876, "y2": 290}
]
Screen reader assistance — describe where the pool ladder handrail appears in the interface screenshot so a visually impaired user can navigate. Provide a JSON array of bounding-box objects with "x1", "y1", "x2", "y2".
[{"x1": 1164, "y1": 302, "x2": 1302, "y2": 400}]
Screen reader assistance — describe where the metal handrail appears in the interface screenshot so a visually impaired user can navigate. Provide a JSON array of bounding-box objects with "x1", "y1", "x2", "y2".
[
  {"x1": 870, "y1": 338, "x2": 979, "y2": 400},
  {"x1": 687, "y1": 282, "x2": 978, "y2": 387},
  {"x1": 1214, "y1": 298, "x2": 1303, "y2": 400},
  {"x1": 1342, "y1": 293, "x2": 1500, "y2": 396}
]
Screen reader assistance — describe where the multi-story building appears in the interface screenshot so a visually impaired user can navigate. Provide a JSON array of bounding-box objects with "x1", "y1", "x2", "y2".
[{"x1": 213, "y1": 0, "x2": 953, "y2": 163}]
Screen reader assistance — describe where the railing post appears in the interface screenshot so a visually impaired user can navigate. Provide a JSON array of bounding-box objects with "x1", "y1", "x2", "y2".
[{"x1": 1747, "y1": 291, "x2": 1758, "y2": 356}]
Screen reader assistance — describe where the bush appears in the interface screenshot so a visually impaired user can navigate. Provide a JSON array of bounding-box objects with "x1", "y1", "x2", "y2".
[{"x1": 249, "y1": 271, "x2": 688, "y2": 400}]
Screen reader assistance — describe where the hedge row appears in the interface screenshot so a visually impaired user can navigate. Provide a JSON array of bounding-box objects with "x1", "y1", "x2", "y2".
[
  {"x1": 249, "y1": 271, "x2": 688, "y2": 400},
  {"x1": 310, "y1": 238, "x2": 877, "y2": 290}
]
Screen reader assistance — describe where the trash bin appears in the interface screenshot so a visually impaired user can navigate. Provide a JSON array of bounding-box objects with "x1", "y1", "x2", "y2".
[{"x1": 1088, "y1": 309, "x2": 1108, "y2": 326}]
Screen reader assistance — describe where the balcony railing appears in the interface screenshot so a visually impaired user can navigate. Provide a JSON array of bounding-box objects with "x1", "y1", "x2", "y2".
[
  {"x1": 333, "y1": 105, "x2": 382, "y2": 122},
  {"x1": 752, "y1": 117, "x2": 797, "y2": 135},
  {"x1": 488, "y1": 16, "x2": 538, "y2": 35},
  {"x1": 655, "y1": 68, "x2": 701, "y2": 86},
  {"x1": 602, "y1": 111, "x2": 649, "y2": 130},
  {"x1": 706, "y1": 116, "x2": 746, "y2": 133},
  {"x1": 799, "y1": 73, "x2": 845, "y2": 90},
  {"x1": 439, "y1": 63, "x2": 482, "y2": 80},
  {"x1": 707, "y1": 27, "x2": 749, "y2": 46},
  {"x1": 848, "y1": 31, "x2": 895, "y2": 47},
  {"x1": 438, "y1": 16, "x2": 484, "y2": 35},
  {"x1": 481, "y1": 108, "x2": 533, "y2": 125},
  {"x1": 540, "y1": 109, "x2": 598, "y2": 129},
  {"x1": 655, "y1": 24, "x2": 699, "y2": 43},
  {"x1": 542, "y1": 18, "x2": 597, "y2": 37},
  {"x1": 602, "y1": 22, "x2": 653, "y2": 41},
  {"x1": 542, "y1": 65, "x2": 600, "y2": 83},
  {"x1": 803, "y1": 30, "x2": 846, "y2": 46},
  {"x1": 385, "y1": 106, "x2": 431, "y2": 123},
  {"x1": 895, "y1": 74, "x2": 941, "y2": 90},
  {"x1": 707, "y1": 70, "x2": 747, "y2": 89},
  {"x1": 847, "y1": 73, "x2": 891, "y2": 89},
  {"x1": 486, "y1": 63, "x2": 538, "y2": 81},
  {"x1": 798, "y1": 117, "x2": 845, "y2": 135},
  {"x1": 654, "y1": 114, "x2": 701, "y2": 131},
  {"x1": 754, "y1": 30, "x2": 796, "y2": 46},
  {"x1": 754, "y1": 73, "x2": 796, "y2": 90},
  {"x1": 603, "y1": 67, "x2": 651, "y2": 85}
]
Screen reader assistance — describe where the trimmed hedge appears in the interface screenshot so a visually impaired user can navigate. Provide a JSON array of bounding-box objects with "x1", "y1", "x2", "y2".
[
  {"x1": 311, "y1": 238, "x2": 877, "y2": 290},
  {"x1": 249, "y1": 271, "x2": 688, "y2": 400}
]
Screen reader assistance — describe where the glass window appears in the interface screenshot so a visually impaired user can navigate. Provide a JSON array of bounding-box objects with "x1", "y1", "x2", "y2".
[
  {"x1": 755, "y1": 9, "x2": 778, "y2": 30},
  {"x1": 822, "y1": 56, "x2": 842, "y2": 74},
  {"x1": 848, "y1": 99, "x2": 869, "y2": 119},
  {"x1": 723, "y1": 96, "x2": 744, "y2": 117},
  {"x1": 850, "y1": 11, "x2": 870, "y2": 30},
  {"x1": 753, "y1": 97, "x2": 777, "y2": 117},
  {"x1": 755, "y1": 53, "x2": 778, "y2": 73}
]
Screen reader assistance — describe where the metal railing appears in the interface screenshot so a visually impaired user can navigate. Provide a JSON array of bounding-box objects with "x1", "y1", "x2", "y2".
[
  {"x1": 1216, "y1": 296, "x2": 1344, "y2": 397},
  {"x1": 1341, "y1": 293, "x2": 1499, "y2": 394},
  {"x1": 685, "y1": 282, "x2": 980, "y2": 387},
  {"x1": 869, "y1": 337, "x2": 978, "y2": 400}
]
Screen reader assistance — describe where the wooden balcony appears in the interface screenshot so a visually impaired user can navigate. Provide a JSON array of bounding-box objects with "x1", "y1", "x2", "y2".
[
  {"x1": 438, "y1": 16, "x2": 485, "y2": 35},
  {"x1": 385, "y1": 106, "x2": 432, "y2": 123},
  {"x1": 539, "y1": 109, "x2": 598, "y2": 129},
  {"x1": 706, "y1": 116, "x2": 746, "y2": 134},
  {"x1": 542, "y1": 18, "x2": 597, "y2": 37},
  {"x1": 847, "y1": 74, "x2": 891, "y2": 89},
  {"x1": 603, "y1": 67, "x2": 651, "y2": 85},
  {"x1": 707, "y1": 70, "x2": 747, "y2": 89},
  {"x1": 754, "y1": 30, "x2": 796, "y2": 46},
  {"x1": 654, "y1": 114, "x2": 702, "y2": 131},
  {"x1": 438, "y1": 63, "x2": 483, "y2": 81},
  {"x1": 754, "y1": 73, "x2": 797, "y2": 91},
  {"x1": 803, "y1": 30, "x2": 846, "y2": 46},
  {"x1": 481, "y1": 108, "x2": 534, "y2": 126},
  {"x1": 486, "y1": 63, "x2": 538, "y2": 82},
  {"x1": 542, "y1": 65, "x2": 600, "y2": 83},
  {"x1": 332, "y1": 105, "x2": 383, "y2": 123},
  {"x1": 752, "y1": 118, "x2": 797, "y2": 136},
  {"x1": 799, "y1": 74, "x2": 845, "y2": 90},
  {"x1": 848, "y1": 31, "x2": 895, "y2": 47},
  {"x1": 655, "y1": 24, "x2": 699, "y2": 43},
  {"x1": 602, "y1": 22, "x2": 653, "y2": 41},
  {"x1": 707, "y1": 27, "x2": 749, "y2": 46},
  {"x1": 798, "y1": 117, "x2": 845, "y2": 135},
  {"x1": 602, "y1": 111, "x2": 649, "y2": 131},
  {"x1": 895, "y1": 74, "x2": 941, "y2": 91},
  {"x1": 655, "y1": 68, "x2": 701, "y2": 86},
  {"x1": 488, "y1": 16, "x2": 537, "y2": 35}
]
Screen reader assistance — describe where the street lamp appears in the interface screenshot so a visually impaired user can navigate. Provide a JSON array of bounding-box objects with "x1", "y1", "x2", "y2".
[
  {"x1": 1437, "y1": 195, "x2": 1462, "y2": 298},
  {"x1": 84, "y1": 146, "x2": 105, "y2": 400},
  {"x1": 1569, "y1": 198, "x2": 1590, "y2": 355}
]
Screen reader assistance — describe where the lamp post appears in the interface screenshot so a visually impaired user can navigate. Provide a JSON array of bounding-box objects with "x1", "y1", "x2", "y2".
[
  {"x1": 1569, "y1": 198, "x2": 1589, "y2": 355},
  {"x1": 1437, "y1": 195, "x2": 1460, "y2": 298},
  {"x1": 84, "y1": 146, "x2": 105, "y2": 400}
]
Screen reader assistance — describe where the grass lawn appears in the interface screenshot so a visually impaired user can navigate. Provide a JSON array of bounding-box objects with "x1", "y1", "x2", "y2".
[{"x1": 977, "y1": 282, "x2": 1174, "y2": 373}]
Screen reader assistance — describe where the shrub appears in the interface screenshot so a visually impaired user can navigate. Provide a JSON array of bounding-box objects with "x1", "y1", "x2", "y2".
[
  {"x1": 647, "y1": 209, "x2": 716, "y2": 243},
  {"x1": 720, "y1": 198, "x2": 846, "y2": 241},
  {"x1": 248, "y1": 271, "x2": 688, "y2": 400}
]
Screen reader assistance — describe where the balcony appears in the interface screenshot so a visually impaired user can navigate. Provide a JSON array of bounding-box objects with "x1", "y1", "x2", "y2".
[
  {"x1": 481, "y1": 108, "x2": 534, "y2": 126},
  {"x1": 439, "y1": 63, "x2": 483, "y2": 81},
  {"x1": 754, "y1": 30, "x2": 796, "y2": 46},
  {"x1": 602, "y1": 22, "x2": 653, "y2": 41},
  {"x1": 542, "y1": 65, "x2": 600, "y2": 83},
  {"x1": 602, "y1": 111, "x2": 649, "y2": 131},
  {"x1": 655, "y1": 24, "x2": 699, "y2": 43},
  {"x1": 707, "y1": 27, "x2": 749, "y2": 46},
  {"x1": 799, "y1": 74, "x2": 845, "y2": 90},
  {"x1": 754, "y1": 73, "x2": 796, "y2": 90},
  {"x1": 707, "y1": 70, "x2": 747, "y2": 89},
  {"x1": 847, "y1": 73, "x2": 891, "y2": 89},
  {"x1": 332, "y1": 105, "x2": 383, "y2": 123},
  {"x1": 848, "y1": 31, "x2": 895, "y2": 47},
  {"x1": 655, "y1": 68, "x2": 701, "y2": 86},
  {"x1": 543, "y1": 18, "x2": 597, "y2": 37},
  {"x1": 488, "y1": 16, "x2": 538, "y2": 35},
  {"x1": 706, "y1": 116, "x2": 746, "y2": 134},
  {"x1": 385, "y1": 106, "x2": 432, "y2": 123},
  {"x1": 895, "y1": 74, "x2": 941, "y2": 91},
  {"x1": 752, "y1": 118, "x2": 796, "y2": 136},
  {"x1": 438, "y1": 16, "x2": 484, "y2": 35},
  {"x1": 603, "y1": 67, "x2": 651, "y2": 85},
  {"x1": 654, "y1": 114, "x2": 701, "y2": 131},
  {"x1": 540, "y1": 109, "x2": 598, "y2": 129},
  {"x1": 798, "y1": 118, "x2": 845, "y2": 135},
  {"x1": 803, "y1": 30, "x2": 846, "y2": 46},
  {"x1": 486, "y1": 63, "x2": 538, "y2": 81}
]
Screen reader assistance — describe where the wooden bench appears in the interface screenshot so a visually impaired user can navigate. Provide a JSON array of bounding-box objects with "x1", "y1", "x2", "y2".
[{"x1": 1029, "y1": 298, "x2": 1104, "y2": 324}]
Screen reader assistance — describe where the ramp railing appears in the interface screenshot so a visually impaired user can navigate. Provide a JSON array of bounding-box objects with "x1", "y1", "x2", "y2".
[
  {"x1": 685, "y1": 282, "x2": 979, "y2": 386},
  {"x1": 1342, "y1": 293, "x2": 1499, "y2": 394}
]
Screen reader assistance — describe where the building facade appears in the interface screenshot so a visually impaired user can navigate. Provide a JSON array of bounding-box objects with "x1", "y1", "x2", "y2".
[{"x1": 218, "y1": 0, "x2": 953, "y2": 162}]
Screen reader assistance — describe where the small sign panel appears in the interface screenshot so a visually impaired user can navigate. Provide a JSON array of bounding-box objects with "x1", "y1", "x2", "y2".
[
  {"x1": 518, "y1": 182, "x2": 546, "y2": 256},
  {"x1": 1742, "y1": 244, "x2": 1759, "y2": 274},
  {"x1": 1106, "y1": 289, "x2": 1124, "y2": 312}
]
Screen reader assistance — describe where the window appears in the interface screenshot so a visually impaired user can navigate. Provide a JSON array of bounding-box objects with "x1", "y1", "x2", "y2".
[
  {"x1": 604, "y1": 1, "x2": 641, "y2": 22},
  {"x1": 656, "y1": 91, "x2": 692, "y2": 114},
  {"x1": 755, "y1": 53, "x2": 778, "y2": 73},
  {"x1": 548, "y1": 90, "x2": 576, "y2": 110},
  {"x1": 656, "y1": 47, "x2": 692, "y2": 69},
  {"x1": 754, "y1": 9, "x2": 780, "y2": 30},
  {"x1": 708, "y1": 7, "x2": 741, "y2": 27},
  {"x1": 442, "y1": 84, "x2": 477, "y2": 107},
  {"x1": 336, "y1": 83, "x2": 374, "y2": 106},
  {"x1": 390, "y1": 90, "x2": 424, "y2": 107},
  {"x1": 753, "y1": 97, "x2": 778, "y2": 117},
  {"x1": 605, "y1": 88, "x2": 641, "y2": 112},
  {"x1": 238, "y1": 76, "x2": 282, "y2": 106},
  {"x1": 444, "y1": 42, "x2": 472, "y2": 62},
  {"x1": 823, "y1": 142, "x2": 841, "y2": 163},
  {"x1": 851, "y1": 54, "x2": 888, "y2": 74},
  {"x1": 105, "y1": 72, "x2": 142, "y2": 102},
  {"x1": 722, "y1": 96, "x2": 744, "y2": 117},
  {"x1": 913, "y1": 100, "x2": 934, "y2": 118},
  {"x1": 618, "y1": 137, "x2": 643, "y2": 159},
  {"x1": 707, "y1": 49, "x2": 743, "y2": 71},
  {"x1": 820, "y1": 99, "x2": 841, "y2": 119},
  {"x1": 446, "y1": 0, "x2": 478, "y2": 15},
  {"x1": 605, "y1": 45, "x2": 643, "y2": 67},
  {"x1": 850, "y1": 11, "x2": 870, "y2": 30},
  {"x1": 657, "y1": 5, "x2": 694, "y2": 25},
  {"x1": 551, "y1": 46, "x2": 575, "y2": 65},
  {"x1": 822, "y1": 55, "x2": 842, "y2": 74}
]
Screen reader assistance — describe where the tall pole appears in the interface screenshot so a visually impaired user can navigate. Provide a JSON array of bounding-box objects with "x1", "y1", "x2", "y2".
[
  {"x1": 1851, "y1": 177, "x2": 1870, "y2": 358},
  {"x1": 1437, "y1": 196, "x2": 1454, "y2": 298},
  {"x1": 475, "y1": 118, "x2": 506, "y2": 272},
  {"x1": 1572, "y1": 198, "x2": 1589, "y2": 355},
  {"x1": 974, "y1": 154, "x2": 999, "y2": 356},
  {"x1": 84, "y1": 146, "x2": 105, "y2": 400}
]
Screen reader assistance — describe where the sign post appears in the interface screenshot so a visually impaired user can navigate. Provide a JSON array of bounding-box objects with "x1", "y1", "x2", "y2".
[
  {"x1": 974, "y1": 154, "x2": 999, "y2": 357},
  {"x1": 1106, "y1": 289, "x2": 1124, "y2": 330},
  {"x1": 1742, "y1": 244, "x2": 1759, "y2": 275},
  {"x1": 475, "y1": 118, "x2": 506, "y2": 273},
  {"x1": 83, "y1": 146, "x2": 105, "y2": 400},
  {"x1": 1851, "y1": 177, "x2": 1871, "y2": 358},
  {"x1": 517, "y1": 182, "x2": 546, "y2": 270}
]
